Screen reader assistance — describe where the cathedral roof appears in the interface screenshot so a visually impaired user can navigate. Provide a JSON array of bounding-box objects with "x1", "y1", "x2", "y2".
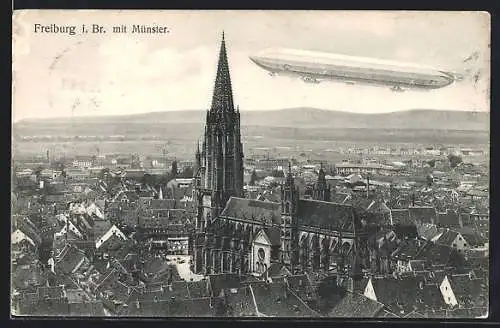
[
  {"x1": 220, "y1": 197, "x2": 281, "y2": 225},
  {"x1": 258, "y1": 226, "x2": 281, "y2": 246},
  {"x1": 297, "y1": 199, "x2": 358, "y2": 232}
]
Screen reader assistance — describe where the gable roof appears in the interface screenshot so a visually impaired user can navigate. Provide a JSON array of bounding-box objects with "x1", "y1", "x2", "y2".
[
  {"x1": 376, "y1": 309, "x2": 400, "y2": 318},
  {"x1": 15, "y1": 217, "x2": 43, "y2": 245},
  {"x1": 416, "y1": 243, "x2": 465, "y2": 268},
  {"x1": 11, "y1": 229, "x2": 37, "y2": 247},
  {"x1": 37, "y1": 286, "x2": 65, "y2": 299},
  {"x1": 370, "y1": 276, "x2": 425, "y2": 315},
  {"x1": 458, "y1": 230, "x2": 487, "y2": 247},
  {"x1": 250, "y1": 282, "x2": 320, "y2": 317},
  {"x1": 437, "y1": 210, "x2": 461, "y2": 228},
  {"x1": 95, "y1": 225, "x2": 127, "y2": 249},
  {"x1": 208, "y1": 273, "x2": 242, "y2": 297},
  {"x1": 390, "y1": 209, "x2": 413, "y2": 226},
  {"x1": 328, "y1": 292, "x2": 384, "y2": 317},
  {"x1": 409, "y1": 206, "x2": 437, "y2": 224},
  {"x1": 330, "y1": 192, "x2": 350, "y2": 204},
  {"x1": 92, "y1": 220, "x2": 113, "y2": 241},
  {"x1": 142, "y1": 199, "x2": 178, "y2": 210},
  {"x1": 124, "y1": 297, "x2": 212, "y2": 317},
  {"x1": 55, "y1": 244, "x2": 88, "y2": 275},
  {"x1": 417, "y1": 223, "x2": 441, "y2": 241},
  {"x1": 286, "y1": 274, "x2": 316, "y2": 302},
  {"x1": 391, "y1": 239, "x2": 426, "y2": 260},
  {"x1": 138, "y1": 216, "x2": 171, "y2": 229},
  {"x1": 186, "y1": 281, "x2": 210, "y2": 298},
  {"x1": 420, "y1": 283, "x2": 445, "y2": 309},
  {"x1": 262, "y1": 263, "x2": 291, "y2": 279},
  {"x1": 12, "y1": 264, "x2": 47, "y2": 291},
  {"x1": 405, "y1": 310, "x2": 426, "y2": 318},
  {"x1": 221, "y1": 286, "x2": 259, "y2": 317},
  {"x1": 435, "y1": 230, "x2": 459, "y2": 247},
  {"x1": 447, "y1": 274, "x2": 487, "y2": 306}
]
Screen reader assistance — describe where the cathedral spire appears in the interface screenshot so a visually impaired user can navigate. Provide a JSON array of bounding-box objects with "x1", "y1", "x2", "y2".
[
  {"x1": 286, "y1": 161, "x2": 294, "y2": 186},
  {"x1": 195, "y1": 140, "x2": 201, "y2": 168},
  {"x1": 211, "y1": 31, "x2": 234, "y2": 112},
  {"x1": 197, "y1": 33, "x2": 244, "y2": 214},
  {"x1": 317, "y1": 163, "x2": 326, "y2": 187}
]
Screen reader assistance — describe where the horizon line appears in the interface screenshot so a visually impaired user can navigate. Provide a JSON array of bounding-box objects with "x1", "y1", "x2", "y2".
[{"x1": 13, "y1": 107, "x2": 489, "y2": 123}]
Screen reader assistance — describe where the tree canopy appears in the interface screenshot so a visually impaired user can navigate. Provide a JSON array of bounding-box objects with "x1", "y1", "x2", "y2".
[{"x1": 448, "y1": 154, "x2": 463, "y2": 168}]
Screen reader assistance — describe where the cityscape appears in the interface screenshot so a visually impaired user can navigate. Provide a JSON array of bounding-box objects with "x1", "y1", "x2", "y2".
[{"x1": 11, "y1": 11, "x2": 490, "y2": 318}]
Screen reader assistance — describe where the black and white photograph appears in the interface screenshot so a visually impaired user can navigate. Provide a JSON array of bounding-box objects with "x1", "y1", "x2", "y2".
[{"x1": 11, "y1": 10, "x2": 490, "y2": 318}]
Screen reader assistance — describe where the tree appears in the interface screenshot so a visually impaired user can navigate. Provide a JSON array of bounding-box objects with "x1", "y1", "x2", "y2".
[
  {"x1": 427, "y1": 159, "x2": 436, "y2": 168},
  {"x1": 249, "y1": 169, "x2": 258, "y2": 186},
  {"x1": 448, "y1": 154, "x2": 463, "y2": 168}
]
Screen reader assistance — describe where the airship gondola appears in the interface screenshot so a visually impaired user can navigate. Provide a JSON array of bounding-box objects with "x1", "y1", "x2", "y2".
[{"x1": 249, "y1": 48, "x2": 457, "y2": 91}]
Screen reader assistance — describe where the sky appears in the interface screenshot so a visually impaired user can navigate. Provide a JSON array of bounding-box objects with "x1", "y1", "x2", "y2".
[{"x1": 12, "y1": 10, "x2": 490, "y2": 121}]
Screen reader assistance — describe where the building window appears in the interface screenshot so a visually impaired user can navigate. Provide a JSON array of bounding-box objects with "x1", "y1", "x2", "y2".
[{"x1": 258, "y1": 248, "x2": 265, "y2": 261}]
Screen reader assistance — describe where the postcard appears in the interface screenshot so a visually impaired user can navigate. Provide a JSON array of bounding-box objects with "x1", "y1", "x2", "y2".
[{"x1": 11, "y1": 10, "x2": 490, "y2": 318}]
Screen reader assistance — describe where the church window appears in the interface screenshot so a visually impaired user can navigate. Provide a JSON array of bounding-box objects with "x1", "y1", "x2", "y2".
[{"x1": 258, "y1": 248, "x2": 265, "y2": 261}]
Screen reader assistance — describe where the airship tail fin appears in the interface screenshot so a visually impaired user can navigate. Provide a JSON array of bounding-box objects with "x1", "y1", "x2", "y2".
[
  {"x1": 454, "y1": 50, "x2": 484, "y2": 86},
  {"x1": 450, "y1": 67, "x2": 482, "y2": 86}
]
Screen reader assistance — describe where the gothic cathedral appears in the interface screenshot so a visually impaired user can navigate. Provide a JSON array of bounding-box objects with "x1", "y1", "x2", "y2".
[{"x1": 192, "y1": 33, "x2": 244, "y2": 273}]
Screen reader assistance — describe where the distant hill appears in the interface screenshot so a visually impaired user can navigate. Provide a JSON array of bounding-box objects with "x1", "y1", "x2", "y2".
[{"x1": 16, "y1": 108, "x2": 489, "y2": 131}]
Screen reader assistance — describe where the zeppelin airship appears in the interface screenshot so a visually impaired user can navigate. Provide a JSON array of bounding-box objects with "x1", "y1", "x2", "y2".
[{"x1": 249, "y1": 48, "x2": 457, "y2": 92}]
